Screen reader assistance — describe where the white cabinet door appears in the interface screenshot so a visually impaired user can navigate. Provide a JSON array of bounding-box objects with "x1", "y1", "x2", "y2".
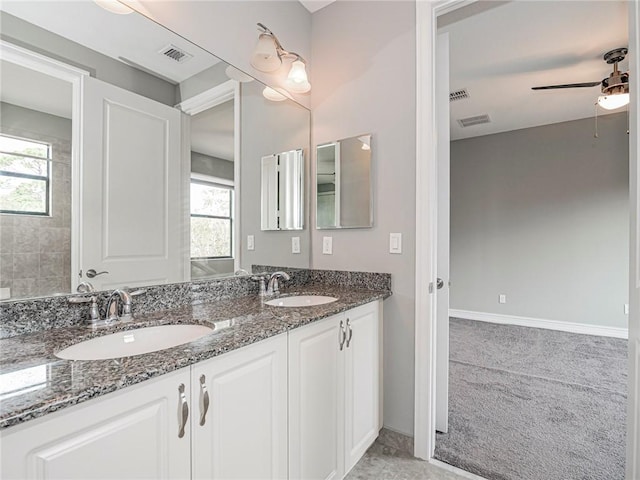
[
  {"x1": 80, "y1": 75, "x2": 187, "y2": 290},
  {"x1": 191, "y1": 334, "x2": 288, "y2": 480},
  {"x1": 0, "y1": 368, "x2": 191, "y2": 480},
  {"x1": 288, "y1": 314, "x2": 345, "y2": 480},
  {"x1": 343, "y1": 301, "x2": 380, "y2": 474}
]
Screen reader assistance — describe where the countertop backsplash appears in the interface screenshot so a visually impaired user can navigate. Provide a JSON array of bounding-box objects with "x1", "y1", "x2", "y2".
[{"x1": 0, "y1": 267, "x2": 391, "y2": 339}]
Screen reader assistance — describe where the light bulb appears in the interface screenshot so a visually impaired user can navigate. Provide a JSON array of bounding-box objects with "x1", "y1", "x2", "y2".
[
  {"x1": 285, "y1": 60, "x2": 311, "y2": 93},
  {"x1": 597, "y1": 93, "x2": 630, "y2": 110},
  {"x1": 94, "y1": 0, "x2": 133, "y2": 14},
  {"x1": 250, "y1": 34, "x2": 281, "y2": 72}
]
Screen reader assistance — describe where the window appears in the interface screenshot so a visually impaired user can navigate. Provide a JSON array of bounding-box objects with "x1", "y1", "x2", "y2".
[
  {"x1": 0, "y1": 135, "x2": 51, "y2": 216},
  {"x1": 190, "y1": 179, "x2": 233, "y2": 258}
]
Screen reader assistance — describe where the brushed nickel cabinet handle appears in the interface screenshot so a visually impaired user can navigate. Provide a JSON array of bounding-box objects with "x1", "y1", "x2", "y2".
[
  {"x1": 177, "y1": 383, "x2": 189, "y2": 438},
  {"x1": 339, "y1": 320, "x2": 346, "y2": 351},
  {"x1": 346, "y1": 318, "x2": 353, "y2": 348},
  {"x1": 199, "y1": 374, "x2": 210, "y2": 426}
]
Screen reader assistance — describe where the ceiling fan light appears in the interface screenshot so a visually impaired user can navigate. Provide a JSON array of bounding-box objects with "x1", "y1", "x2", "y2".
[
  {"x1": 251, "y1": 34, "x2": 281, "y2": 72},
  {"x1": 597, "y1": 93, "x2": 630, "y2": 110}
]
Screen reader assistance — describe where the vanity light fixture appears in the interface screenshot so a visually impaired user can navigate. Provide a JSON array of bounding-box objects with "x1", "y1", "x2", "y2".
[
  {"x1": 93, "y1": 0, "x2": 133, "y2": 15},
  {"x1": 250, "y1": 23, "x2": 311, "y2": 94},
  {"x1": 263, "y1": 86, "x2": 289, "y2": 102}
]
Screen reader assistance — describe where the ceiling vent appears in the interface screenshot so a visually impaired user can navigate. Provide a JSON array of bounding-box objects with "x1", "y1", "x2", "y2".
[
  {"x1": 449, "y1": 88, "x2": 470, "y2": 102},
  {"x1": 159, "y1": 45, "x2": 193, "y2": 63},
  {"x1": 457, "y1": 114, "x2": 491, "y2": 128}
]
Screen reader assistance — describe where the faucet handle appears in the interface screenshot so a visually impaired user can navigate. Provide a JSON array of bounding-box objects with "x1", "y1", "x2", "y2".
[
  {"x1": 76, "y1": 282, "x2": 96, "y2": 293},
  {"x1": 250, "y1": 275, "x2": 267, "y2": 297},
  {"x1": 68, "y1": 294, "x2": 100, "y2": 323}
]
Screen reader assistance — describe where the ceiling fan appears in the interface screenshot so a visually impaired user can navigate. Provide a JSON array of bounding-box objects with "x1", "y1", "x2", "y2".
[{"x1": 532, "y1": 47, "x2": 629, "y2": 110}]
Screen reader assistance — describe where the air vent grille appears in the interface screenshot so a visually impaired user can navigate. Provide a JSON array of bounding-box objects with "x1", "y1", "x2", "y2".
[
  {"x1": 159, "y1": 45, "x2": 193, "y2": 63},
  {"x1": 449, "y1": 89, "x2": 470, "y2": 102},
  {"x1": 457, "y1": 114, "x2": 491, "y2": 128}
]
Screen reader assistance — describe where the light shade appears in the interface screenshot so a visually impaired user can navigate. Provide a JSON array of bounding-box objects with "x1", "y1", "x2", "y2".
[
  {"x1": 597, "y1": 93, "x2": 630, "y2": 110},
  {"x1": 285, "y1": 60, "x2": 311, "y2": 94},
  {"x1": 251, "y1": 34, "x2": 281, "y2": 72},
  {"x1": 94, "y1": 0, "x2": 133, "y2": 14},
  {"x1": 263, "y1": 87, "x2": 288, "y2": 102}
]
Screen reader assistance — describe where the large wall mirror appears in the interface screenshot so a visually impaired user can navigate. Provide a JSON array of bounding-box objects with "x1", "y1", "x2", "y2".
[
  {"x1": 316, "y1": 134, "x2": 373, "y2": 229},
  {"x1": 0, "y1": 2, "x2": 310, "y2": 301}
]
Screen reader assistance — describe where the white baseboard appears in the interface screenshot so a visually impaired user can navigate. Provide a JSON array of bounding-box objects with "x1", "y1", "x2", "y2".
[
  {"x1": 449, "y1": 309, "x2": 628, "y2": 339},
  {"x1": 429, "y1": 458, "x2": 488, "y2": 480}
]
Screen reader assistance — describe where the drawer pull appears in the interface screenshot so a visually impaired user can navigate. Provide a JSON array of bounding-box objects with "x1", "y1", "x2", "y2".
[
  {"x1": 199, "y1": 374, "x2": 210, "y2": 426},
  {"x1": 178, "y1": 383, "x2": 189, "y2": 438}
]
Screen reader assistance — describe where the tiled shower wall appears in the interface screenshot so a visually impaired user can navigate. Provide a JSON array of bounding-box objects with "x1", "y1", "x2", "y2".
[{"x1": 0, "y1": 104, "x2": 72, "y2": 300}]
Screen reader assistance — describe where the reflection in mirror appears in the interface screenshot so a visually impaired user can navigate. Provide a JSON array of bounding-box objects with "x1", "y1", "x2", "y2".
[
  {"x1": 261, "y1": 149, "x2": 304, "y2": 231},
  {"x1": 316, "y1": 134, "x2": 373, "y2": 229},
  {"x1": 0, "y1": 2, "x2": 310, "y2": 301}
]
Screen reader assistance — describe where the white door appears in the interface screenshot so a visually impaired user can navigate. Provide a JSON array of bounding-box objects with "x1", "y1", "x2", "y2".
[
  {"x1": 79, "y1": 75, "x2": 185, "y2": 290},
  {"x1": 435, "y1": 31, "x2": 451, "y2": 433},
  {"x1": 0, "y1": 368, "x2": 191, "y2": 480},
  {"x1": 289, "y1": 314, "x2": 345, "y2": 480},
  {"x1": 191, "y1": 334, "x2": 288, "y2": 480},
  {"x1": 344, "y1": 302, "x2": 380, "y2": 474},
  {"x1": 627, "y1": 2, "x2": 640, "y2": 477}
]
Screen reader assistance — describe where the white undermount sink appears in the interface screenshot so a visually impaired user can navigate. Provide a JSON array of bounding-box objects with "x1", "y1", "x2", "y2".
[
  {"x1": 265, "y1": 295, "x2": 338, "y2": 307},
  {"x1": 55, "y1": 324, "x2": 214, "y2": 361}
]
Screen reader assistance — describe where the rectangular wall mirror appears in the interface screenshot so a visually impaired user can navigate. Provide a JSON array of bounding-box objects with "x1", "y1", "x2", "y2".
[
  {"x1": 261, "y1": 149, "x2": 304, "y2": 231},
  {"x1": 0, "y1": 2, "x2": 311, "y2": 301},
  {"x1": 316, "y1": 134, "x2": 372, "y2": 229}
]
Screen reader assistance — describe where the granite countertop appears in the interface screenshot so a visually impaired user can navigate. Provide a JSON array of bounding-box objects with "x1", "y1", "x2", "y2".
[{"x1": 0, "y1": 285, "x2": 390, "y2": 430}]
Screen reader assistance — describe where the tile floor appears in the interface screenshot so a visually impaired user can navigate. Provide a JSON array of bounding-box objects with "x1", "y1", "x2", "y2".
[{"x1": 345, "y1": 441, "x2": 469, "y2": 480}]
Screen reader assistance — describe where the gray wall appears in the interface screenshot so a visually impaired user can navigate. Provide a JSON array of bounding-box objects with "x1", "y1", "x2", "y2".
[
  {"x1": 0, "y1": 103, "x2": 72, "y2": 299},
  {"x1": 450, "y1": 113, "x2": 629, "y2": 328},
  {"x1": 311, "y1": 1, "x2": 417, "y2": 435},
  {"x1": 191, "y1": 151, "x2": 234, "y2": 181},
  {"x1": 1, "y1": 12, "x2": 176, "y2": 106},
  {"x1": 240, "y1": 81, "x2": 311, "y2": 270}
]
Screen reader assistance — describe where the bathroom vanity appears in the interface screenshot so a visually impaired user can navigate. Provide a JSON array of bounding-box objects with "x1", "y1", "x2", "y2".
[{"x1": 0, "y1": 277, "x2": 388, "y2": 480}]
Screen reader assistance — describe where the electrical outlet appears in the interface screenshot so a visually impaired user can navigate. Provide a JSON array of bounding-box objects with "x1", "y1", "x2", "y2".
[
  {"x1": 292, "y1": 236, "x2": 301, "y2": 254},
  {"x1": 499, "y1": 294, "x2": 506, "y2": 304},
  {"x1": 247, "y1": 235, "x2": 255, "y2": 251},
  {"x1": 322, "y1": 236, "x2": 333, "y2": 255},
  {"x1": 624, "y1": 304, "x2": 630, "y2": 315}
]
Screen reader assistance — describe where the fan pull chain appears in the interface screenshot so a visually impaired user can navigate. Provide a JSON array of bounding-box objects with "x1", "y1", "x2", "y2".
[
  {"x1": 594, "y1": 103, "x2": 599, "y2": 138},
  {"x1": 627, "y1": 107, "x2": 630, "y2": 135}
]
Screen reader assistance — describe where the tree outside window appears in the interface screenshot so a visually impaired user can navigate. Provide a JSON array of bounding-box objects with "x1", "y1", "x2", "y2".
[
  {"x1": 0, "y1": 135, "x2": 51, "y2": 216},
  {"x1": 190, "y1": 180, "x2": 233, "y2": 258}
]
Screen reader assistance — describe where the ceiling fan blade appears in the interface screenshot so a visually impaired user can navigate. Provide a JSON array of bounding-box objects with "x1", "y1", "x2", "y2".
[{"x1": 531, "y1": 81, "x2": 601, "y2": 90}]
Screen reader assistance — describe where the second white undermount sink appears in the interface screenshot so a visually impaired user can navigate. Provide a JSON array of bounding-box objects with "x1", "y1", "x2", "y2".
[
  {"x1": 55, "y1": 324, "x2": 214, "y2": 361},
  {"x1": 265, "y1": 295, "x2": 338, "y2": 307}
]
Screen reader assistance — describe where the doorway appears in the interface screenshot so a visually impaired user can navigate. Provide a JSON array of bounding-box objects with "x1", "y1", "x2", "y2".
[{"x1": 414, "y1": 1, "x2": 640, "y2": 479}]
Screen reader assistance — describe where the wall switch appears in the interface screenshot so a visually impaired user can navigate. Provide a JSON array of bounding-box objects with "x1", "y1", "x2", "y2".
[
  {"x1": 247, "y1": 235, "x2": 255, "y2": 251},
  {"x1": 498, "y1": 294, "x2": 507, "y2": 304},
  {"x1": 624, "y1": 304, "x2": 630, "y2": 315},
  {"x1": 292, "y1": 236, "x2": 301, "y2": 254},
  {"x1": 389, "y1": 233, "x2": 402, "y2": 254},
  {"x1": 322, "y1": 236, "x2": 333, "y2": 255}
]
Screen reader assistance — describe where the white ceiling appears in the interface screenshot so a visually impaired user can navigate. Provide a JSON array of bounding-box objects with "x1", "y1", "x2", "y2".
[
  {"x1": 1, "y1": 1, "x2": 220, "y2": 84},
  {"x1": 298, "y1": 1, "x2": 335, "y2": 14},
  {"x1": 0, "y1": 60, "x2": 72, "y2": 119},
  {"x1": 191, "y1": 100, "x2": 234, "y2": 162},
  {"x1": 441, "y1": 1, "x2": 629, "y2": 140}
]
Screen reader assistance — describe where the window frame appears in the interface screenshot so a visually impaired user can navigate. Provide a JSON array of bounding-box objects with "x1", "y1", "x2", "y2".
[
  {"x1": 0, "y1": 134, "x2": 52, "y2": 217},
  {"x1": 190, "y1": 177, "x2": 234, "y2": 260}
]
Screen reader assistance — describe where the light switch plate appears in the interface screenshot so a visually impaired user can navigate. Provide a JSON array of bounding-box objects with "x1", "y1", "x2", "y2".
[
  {"x1": 624, "y1": 304, "x2": 630, "y2": 315},
  {"x1": 322, "y1": 236, "x2": 333, "y2": 255},
  {"x1": 247, "y1": 235, "x2": 255, "y2": 251},
  {"x1": 292, "y1": 236, "x2": 301, "y2": 254},
  {"x1": 499, "y1": 294, "x2": 506, "y2": 304},
  {"x1": 389, "y1": 233, "x2": 402, "y2": 254}
]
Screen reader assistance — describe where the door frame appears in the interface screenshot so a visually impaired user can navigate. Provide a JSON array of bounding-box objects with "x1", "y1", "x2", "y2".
[
  {"x1": 414, "y1": 2, "x2": 640, "y2": 478},
  {"x1": 0, "y1": 40, "x2": 88, "y2": 292},
  {"x1": 175, "y1": 79, "x2": 241, "y2": 274}
]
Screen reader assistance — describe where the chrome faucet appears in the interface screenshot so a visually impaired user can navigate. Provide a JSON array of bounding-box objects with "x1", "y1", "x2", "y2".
[
  {"x1": 105, "y1": 288, "x2": 146, "y2": 323},
  {"x1": 266, "y1": 271, "x2": 290, "y2": 296}
]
